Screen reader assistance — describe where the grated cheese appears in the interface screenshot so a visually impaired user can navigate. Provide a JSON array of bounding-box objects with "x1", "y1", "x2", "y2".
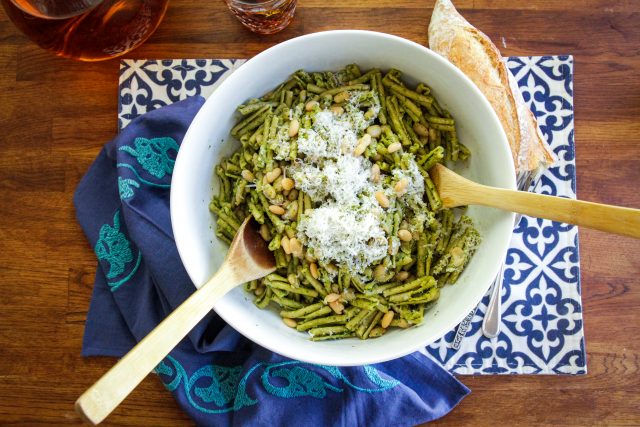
[
  {"x1": 288, "y1": 92, "x2": 426, "y2": 275},
  {"x1": 291, "y1": 155, "x2": 374, "y2": 207},
  {"x1": 298, "y1": 203, "x2": 388, "y2": 273}
]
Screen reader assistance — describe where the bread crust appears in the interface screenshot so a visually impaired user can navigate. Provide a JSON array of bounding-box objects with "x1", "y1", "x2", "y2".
[{"x1": 429, "y1": 0, "x2": 555, "y2": 172}]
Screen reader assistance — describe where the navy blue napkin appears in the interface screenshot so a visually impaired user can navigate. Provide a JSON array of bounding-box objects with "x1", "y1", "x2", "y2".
[{"x1": 74, "y1": 96, "x2": 470, "y2": 426}]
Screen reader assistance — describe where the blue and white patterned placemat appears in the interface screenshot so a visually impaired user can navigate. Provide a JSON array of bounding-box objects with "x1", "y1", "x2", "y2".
[{"x1": 118, "y1": 56, "x2": 585, "y2": 375}]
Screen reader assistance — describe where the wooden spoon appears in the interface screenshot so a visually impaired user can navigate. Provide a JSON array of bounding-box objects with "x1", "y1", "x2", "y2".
[
  {"x1": 430, "y1": 164, "x2": 640, "y2": 239},
  {"x1": 75, "y1": 217, "x2": 276, "y2": 425}
]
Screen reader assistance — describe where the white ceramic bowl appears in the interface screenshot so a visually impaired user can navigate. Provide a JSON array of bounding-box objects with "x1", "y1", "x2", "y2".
[{"x1": 171, "y1": 30, "x2": 516, "y2": 366}]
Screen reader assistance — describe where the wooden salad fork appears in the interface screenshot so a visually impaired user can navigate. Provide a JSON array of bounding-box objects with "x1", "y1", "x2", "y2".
[
  {"x1": 430, "y1": 164, "x2": 640, "y2": 239},
  {"x1": 75, "y1": 218, "x2": 276, "y2": 425}
]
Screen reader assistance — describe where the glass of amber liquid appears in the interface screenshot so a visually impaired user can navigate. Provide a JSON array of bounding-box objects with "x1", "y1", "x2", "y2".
[
  {"x1": 1, "y1": 0, "x2": 169, "y2": 61},
  {"x1": 224, "y1": 0, "x2": 297, "y2": 35}
]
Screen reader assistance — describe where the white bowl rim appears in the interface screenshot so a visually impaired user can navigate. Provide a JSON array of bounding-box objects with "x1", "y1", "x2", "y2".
[{"x1": 171, "y1": 29, "x2": 516, "y2": 366}]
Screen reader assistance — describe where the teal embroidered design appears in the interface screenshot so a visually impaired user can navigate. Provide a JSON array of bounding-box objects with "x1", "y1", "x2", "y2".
[
  {"x1": 119, "y1": 137, "x2": 179, "y2": 178},
  {"x1": 106, "y1": 252, "x2": 142, "y2": 291},
  {"x1": 156, "y1": 360, "x2": 173, "y2": 377},
  {"x1": 192, "y1": 365, "x2": 243, "y2": 407},
  {"x1": 262, "y1": 366, "x2": 337, "y2": 398},
  {"x1": 231, "y1": 363, "x2": 260, "y2": 411},
  {"x1": 317, "y1": 364, "x2": 400, "y2": 393},
  {"x1": 118, "y1": 177, "x2": 140, "y2": 200},
  {"x1": 94, "y1": 210, "x2": 142, "y2": 291},
  {"x1": 363, "y1": 365, "x2": 401, "y2": 389},
  {"x1": 95, "y1": 211, "x2": 133, "y2": 279},
  {"x1": 116, "y1": 163, "x2": 170, "y2": 188},
  {"x1": 154, "y1": 357, "x2": 400, "y2": 415},
  {"x1": 155, "y1": 356, "x2": 187, "y2": 391}
]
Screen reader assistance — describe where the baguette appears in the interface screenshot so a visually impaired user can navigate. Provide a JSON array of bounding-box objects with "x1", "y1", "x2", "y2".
[{"x1": 428, "y1": 0, "x2": 555, "y2": 173}]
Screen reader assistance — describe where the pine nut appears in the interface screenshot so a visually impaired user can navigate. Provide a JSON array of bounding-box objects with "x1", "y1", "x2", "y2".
[
  {"x1": 259, "y1": 224, "x2": 270, "y2": 241},
  {"x1": 265, "y1": 167, "x2": 282, "y2": 184},
  {"x1": 269, "y1": 204, "x2": 285, "y2": 215},
  {"x1": 309, "y1": 262, "x2": 319, "y2": 279},
  {"x1": 305, "y1": 252, "x2": 316, "y2": 263},
  {"x1": 398, "y1": 229, "x2": 412, "y2": 241},
  {"x1": 241, "y1": 169, "x2": 254, "y2": 182},
  {"x1": 374, "y1": 264, "x2": 387, "y2": 281},
  {"x1": 281, "y1": 236, "x2": 291, "y2": 254},
  {"x1": 283, "y1": 318, "x2": 298, "y2": 328},
  {"x1": 289, "y1": 119, "x2": 300, "y2": 137},
  {"x1": 395, "y1": 271, "x2": 409, "y2": 281},
  {"x1": 281, "y1": 177, "x2": 295, "y2": 191},
  {"x1": 305, "y1": 100, "x2": 319, "y2": 111},
  {"x1": 287, "y1": 188, "x2": 299, "y2": 201},
  {"x1": 394, "y1": 178, "x2": 408, "y2": 194},
  {"x1": 289, "y1": 237, "x2": 303, "y2": 258},
  {"x1": 366, "y1": 125, "x2": 382, "y2": 138},
  {"x1": 265, "y1": 172, "x2": 277, "y2": 185},
  {"x1": 381, "y1": 311, "x2": 395, "y2": 329},
  {"x1": 324, "y1": 293, "x2": 341, "y2": 303},
  {"x1": 333, "y1": 91, "x2": 350, "y2": 103},
  {"x1": 329, "y1": 300, "x2": 344, "y2": 314},
  {"x1": 254, "y1": 286, "x2": 265, "y2": 296},
  {"x1": 375, "y1": 191, "x2": 390, "y2": 208},
  {"x1": 413, "y1": 122, "x2": 429, "y2": 137},
  {"x1": 285, "y1": 227, "x2": 296, "y2": 239},
  {"x1": 354, "y1": 134, "x2": 372, "y2": 156},
  {"x1": 369, "y1": 327, "x2": 386, "y2": 338},
  {"x1": 330, "y1": 105, "x2": 344, "y2": 116},
  {"x1": 395, "y1": 318, "x2": 410, "y2": 329},
  {"x1": 387, "y1": 142, "x2": 402, "y2": 153},
  {"x1": 371, "y1": 164, "x2": 381, "y2": 183}
]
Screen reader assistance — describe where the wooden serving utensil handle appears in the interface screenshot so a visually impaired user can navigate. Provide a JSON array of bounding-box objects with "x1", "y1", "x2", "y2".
[
  {"x1": 74, "y1": 265, "x2": 238, "y2": 425},
  {"x1": 470, "y1": 184, "x2": 640, "y2": 239}
]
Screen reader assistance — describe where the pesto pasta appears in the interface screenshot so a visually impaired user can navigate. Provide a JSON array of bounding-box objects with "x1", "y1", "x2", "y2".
[{"x1": 210, "y1": 65, "x2": 480, "y2": 341}]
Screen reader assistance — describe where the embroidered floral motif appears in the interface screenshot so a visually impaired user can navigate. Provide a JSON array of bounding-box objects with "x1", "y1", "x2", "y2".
[
  {"x1": 119, "y1": 136, "x2": 179, "y2": 178},
  {"x1": 155, "y1": 356, "x2": 400, "y2": 414},
  {"x1": 262, "y1": 366, "x2": 332, "y2": 399},
  {"x1": 118, "y1": 177, "x2": 140, "y2": 200},
  {"x1": 95, "y1": 211, "x2": 133, "y2": 279},
  {"x1": 116, "y1": 163, "x2": 171, "y2": 188},
  {"x1": 94, "y1": 210, "x2": 142, "y2": 291},
  {"x1": 193, "y1": 365, "x2": 243, "y2": 407}
]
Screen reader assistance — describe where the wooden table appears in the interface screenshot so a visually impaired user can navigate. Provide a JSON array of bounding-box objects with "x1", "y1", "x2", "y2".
[{"x1": 1, "y1": 0, "x2": 638, "y2": 425}]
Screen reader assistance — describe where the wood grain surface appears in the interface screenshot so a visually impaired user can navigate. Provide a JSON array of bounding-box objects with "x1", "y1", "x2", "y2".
[{"x1": 0, "y1": 0, "x2": 638, "y2": 425}]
